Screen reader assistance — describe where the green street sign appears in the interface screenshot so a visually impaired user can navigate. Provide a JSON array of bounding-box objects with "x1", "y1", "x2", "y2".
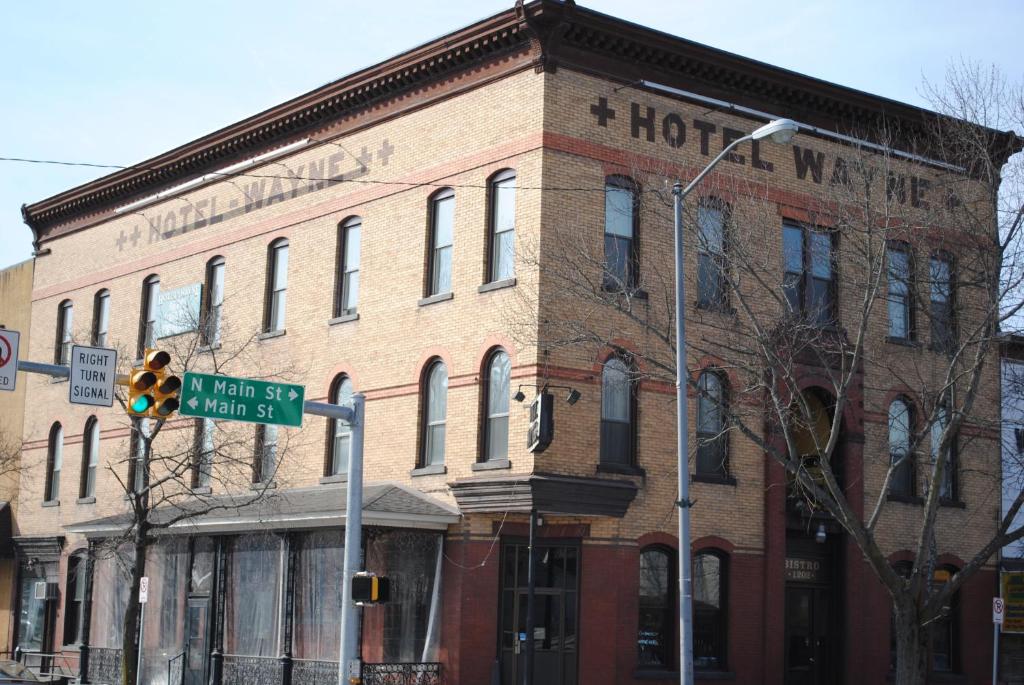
[{"x1": 180, "y1": 372, "x2": 305, "y2": 427}]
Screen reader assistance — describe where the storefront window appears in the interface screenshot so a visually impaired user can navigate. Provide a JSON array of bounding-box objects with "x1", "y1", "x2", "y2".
[
  {"x1": 17, "y1": 563, "x2": 49, "y2": 652},
  {"x1": 90, "y1": 544, "x2": 133, "y2": 649},
  {"x1": 293, "y1": 530, "x2": 345, "y2": 660},
  {"x1": 225, "y1": 534, "x2": 282, "y2": 657},
  {"x1": 140, "y1": 538, "x2": 189, "y2": 683}
]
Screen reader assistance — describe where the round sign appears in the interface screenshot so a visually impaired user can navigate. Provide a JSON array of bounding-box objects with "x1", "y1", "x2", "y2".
[
  {"x1": 0, "y1": 336, "x2": 11, "y2": 368},
  {"x1": 995, "y1": 598, "x2": 1005, "y2": 613}
]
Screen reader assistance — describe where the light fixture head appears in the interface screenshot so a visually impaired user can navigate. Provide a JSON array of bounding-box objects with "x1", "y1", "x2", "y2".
[
  {"x1": 566, "y1": 389, "x2": 581, "y2": 405},
  {"x1": 751, "y1": 118, "x2": 799, "y2": 145},
  {"x1": 513, "y1": 389, "x2": 526, "y2": 403},
  {"x1": 815, "y1": 522, "x2": 827, "y2": 544}
]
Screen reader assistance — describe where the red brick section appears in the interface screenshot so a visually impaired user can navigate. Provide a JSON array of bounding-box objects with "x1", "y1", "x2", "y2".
[{"x1": 441, "y1": 537, "x2": 500, "y2": 685}]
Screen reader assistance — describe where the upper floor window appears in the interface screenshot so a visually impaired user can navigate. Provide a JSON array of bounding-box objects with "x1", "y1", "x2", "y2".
[
  {"x1": 638, "y1": 546, "x2": 674, "y2": 669},
  {"x1": 931, "y1": 404, "x2": 958, "y2": 501},
  {"x1": 327, "y1": 376, "x2": 354, "y2": 476},
  {"x1": 80, "y1": 416, "x2": 99, "y2": 499},
  {"x1": 697, "y1": 198, "x2": 728, "y2": 309},
  {"x1": 92, "y1": 290, "x2": 110, "y2": 347},
  {"x1": 696, "y1": 370, "x2": 728, "y2": 478},
  {"x1": 130, "y1": 418, "x2": 149, "y2": 494},
  {"x1": 782, "y1": 222, "x2": 835, "y2": 325},
  {"x1": 488, "y1": 170, "x2": 516, "y2": 283},
  {"x1": 930, "y1": 253, "x2": 955, "y2": 352},
  {"x1": 482, "y1": 350, "x2": 511, "y2": 462},
  {"x1": 202, "y1": 256, "x2": 225, "y2": 347},
  {"x1": 254, "y1": 424, "x2": 278, "y2": 483},
  {"x1": 600, "y1": 357, "x2": 634, "y2": 466},
  {"x1": 335, "y1": 218, "x2": 361, "y2": 317},
  {"x1": 55, "y1": 300, "x2": 73, "y2": 365},
  {"x1": 265, "y1": 239, "x2": 289, "y2": 332},
  {"x1": 603, "y1": 176, "x2": 638, "y2": 290},
  {"x1": 193, "y1": 418, "x2": 214, "y2": 489},
  {"x1": 137, "y1": 275, "x2": 160, "y2": 358},
  {"x1": 421, "y1": 360, "x2": 448, "y2": 467},
  {"x1": 694, "y1": 549, "x2": 728, "y2": 671},
  {"x1": 888, "y1": 398, "x2": 914, "y2": 496},
  {"x1": 428, "y1": 190, "x2": 455, "y2": 296},
  {"x1": 887, "y1": 244, "x2": 912, "y2": 340},
  {"x1": 45, "y1": 422, "x2": 63, "y2": 503},
  {"x1": 63, "y1": 553, "x2": 87, "y2": 646}
]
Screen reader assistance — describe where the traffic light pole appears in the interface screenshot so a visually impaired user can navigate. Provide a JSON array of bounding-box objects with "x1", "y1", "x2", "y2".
[{"x1": 338, "y1": 393, "x2": 366, "y2": 685}]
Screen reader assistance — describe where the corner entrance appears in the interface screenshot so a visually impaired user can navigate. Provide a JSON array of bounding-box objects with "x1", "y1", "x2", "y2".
[{"x1": 498, "y1": 541, "x2": 579, "y2": 685}]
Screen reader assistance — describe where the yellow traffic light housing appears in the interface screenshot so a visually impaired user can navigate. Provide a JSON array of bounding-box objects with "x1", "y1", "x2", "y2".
[
  {"x1": 351, "y1": 572, "x2": 390, "y2": 605},
  {"x1": 126, "y1": 349, "x2": 181, "y2": 418}
]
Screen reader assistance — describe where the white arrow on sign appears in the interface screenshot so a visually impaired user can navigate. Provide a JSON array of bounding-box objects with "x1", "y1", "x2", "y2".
[
  {"x1": 289, "y1": 388, "x2": 299, "y2": 401},
  {"x1": 187, "y1": 396, "x2": 199, "y2": 410}
]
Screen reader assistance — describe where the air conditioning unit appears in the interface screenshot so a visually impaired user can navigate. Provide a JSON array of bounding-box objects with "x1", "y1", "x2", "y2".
[{"x1": 32, "y1": 581, "x2": 59, "y2": 601}]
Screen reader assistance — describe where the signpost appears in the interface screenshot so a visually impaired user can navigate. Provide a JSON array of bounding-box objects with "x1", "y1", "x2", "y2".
[
  {"x1": 995, "y1": 597, "x2": 1004, "y2": 685},
  {"x1": 0, "y1": 330, "x2": 20, "y2": 392},
  {"x1": 69, "y1": 345, "x2": 118, "y2": 407},
  {"x1": 179, "y1": 372, "x2": 305, "y2": 427}
]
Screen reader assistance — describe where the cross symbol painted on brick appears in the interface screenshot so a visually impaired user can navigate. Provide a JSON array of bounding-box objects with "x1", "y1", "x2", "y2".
[
  {"x1": 590, "y1": 97, "x2": 616, "y2": 127},
  {"x1": 115, "y1": 230, "x2": 127, "y2": 251},
  {"x1": 130, "y1": 225, "x2": 141, "y2": 246},
  {"x1": 377, "y1": 139, "x2": 395, "y2": 166},
  {"x1": 356, "y1": 146, "x2": 373, "y2": 170}
]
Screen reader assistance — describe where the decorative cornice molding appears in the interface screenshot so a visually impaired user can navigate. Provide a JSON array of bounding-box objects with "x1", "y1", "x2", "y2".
[{"x1": 450, "y1": 471, "x2": 638, "y2": 517}]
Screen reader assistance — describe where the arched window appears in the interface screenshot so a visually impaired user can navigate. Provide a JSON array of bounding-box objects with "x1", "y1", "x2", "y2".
[
  {"x1": 202, "y1": 256, "x2": 225, "y2": 346},
  {"x1": 488, "y1": 170, "x2": 516, "y2": 283},
  {"x1": 265, "y1": 239, "x2": 289, "y2": 332},
  {"x1": 697, "y1": 198, "x2": 728, "y2": 309},
  {"x1": 80, "y1": 417, "x2": 99, "y2": 499},
  {"x1": 888, "y1": 398, "x2": 914, "y2": 496},
  {"x1": 482, "y1": 350, "x2": 511, "y2": 462},
  {"x1": 600, "y1": 357, "x2": 633, "y2": 465},
  {"x1": 638, "y1": 546, "x2": 674, "y2": 669},
  {"x1": 137, "y1": 274, "x2": 160, "y2": 358},
  {"x1": 55, "y1": 300, "x2": 73, "y2": 365},
  {"x1": 45, "y1": 422, "x2": 63, "y2": 503},
  {"x1": 603, "y1": 176, "x2": 638, "y2": 290},
  {"x1": 694, "y1": 549, "x2": 728, "y2": 671},
  {"x1": 335, "y1": 218, "x2": 361, "y2": 317},
  {"x1": 428, "y1": 190, "x2": 455, "y2": 296},
  {"x1": 92, "y1": 289, "x2": 110, "y2": 347},
  {"x1": 931, "y1": 404, "x2": 958, "y2": 501},
  {"x1": 63, "y1": 551, "x2": 87, "y2": 646},
  {"x1": 421, "y1": 361, "x2": 448, "y2": 467},
  {"x1": 327, "y1": 376, "x2": 354, "y2": 476},
  {"x1": 696, "y1": 370, "x2": 728, "y2": 477}
]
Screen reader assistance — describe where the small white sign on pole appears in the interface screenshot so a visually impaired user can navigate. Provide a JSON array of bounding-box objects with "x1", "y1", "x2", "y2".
[
  {"x1": 995, "y1": 597, "x2": 1005, "y2": 624},
  {"x1": 139, "y1": 576, "x2": 149, "y2": 604},
  {"x1": 69, "y1": 344, "x2": 118, "y2": 407},
  {"x1": 0, "y1": 330, "x2": 20, "y2": 392}
]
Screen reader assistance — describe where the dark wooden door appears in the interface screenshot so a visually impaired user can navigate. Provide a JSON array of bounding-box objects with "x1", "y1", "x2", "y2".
[{"x1": 784, "y1": 586, "x2": 832, "y2": 685}]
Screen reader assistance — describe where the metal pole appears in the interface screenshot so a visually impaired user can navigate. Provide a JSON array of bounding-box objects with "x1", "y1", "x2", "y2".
[
  {"x1": 136, "y1": 603, "x2": 145, "y2": 685},
  {"x1": 522, "y1": 508, "x2": 537, "y2": 685},
  {"x1": 994, "y1": 621, "x2": 999, "y2": 685},
  {"x1": 673, "y1": 183, "x2": 694, "y2": 685},
  {"x1": 339, "y1": 393, "x2": 366, "y2": 685}
]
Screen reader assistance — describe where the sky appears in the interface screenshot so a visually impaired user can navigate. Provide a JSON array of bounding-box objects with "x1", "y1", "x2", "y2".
[{"x1": 1, "y1": 0, "x2": 1021, "y2": 270}]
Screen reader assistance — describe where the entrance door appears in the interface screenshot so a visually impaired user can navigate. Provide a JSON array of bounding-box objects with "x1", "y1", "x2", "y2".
[
  {"x1": 183, "y1": 598, "x2": 210, "y2": 685},
  {"x1": 784, "y1": 586, "x2": 831, "y2": 685},
  {"x1": 499, "y1": 543, "x2": 579, "y2": 685}
]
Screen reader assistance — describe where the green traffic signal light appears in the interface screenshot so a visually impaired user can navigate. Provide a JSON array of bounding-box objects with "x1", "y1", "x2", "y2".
[{"x1": 130, "y1": 394, "x2": 154, "y2": 413}]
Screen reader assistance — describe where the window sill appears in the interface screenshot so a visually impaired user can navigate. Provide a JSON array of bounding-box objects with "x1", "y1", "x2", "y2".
[
  {"x1": 418, "y1": 292, "x2": 454, "y2": 307},
  {"x1": 692, "y1": 473, "x2": 737, "y2": 486},
  {"x1": 411, "y1": 464, "x2": 447, "y2": 477},
  {"x1": 41, "y1": 500, "x2": 60, "y2": 508},
  {"x1": 191, "y1": 486, "x2": 212, "y2": 495},
  {"x1": 320, "y1": 473, "x2": 348, "y2": 484},
  {"x1": 76, "y1": 496, "x2": 96, "y2": 505},
  {"x1": 887, "y1": 493, "x2": 924, "y2": 505},
  {"x1": 695, "y1": 302, "x2": 735, "y2": 316},
  {"x1": 596, "y1": 462, "x2": 646, "y2": 477},
  {"x1": 478, "y1": 278, "x2": 516, "y2": 294},
  {"x1": 198, "y1": 343, "x2": 222, "y2": 354},
  {"x1": 695, "y1": 671, "x2": 736, "y2": 681},
  {"x1": 251, "y1": 481, "x2": 278, "y2": 490},
  {"x1": 472, "y1": 459, "x2": 511, "y2": 471},
  {"x1": 634, "y1": 670, "x2": 679, "y2": 681},
  {"x1": 258, "y1": 329, "x2": 286, "y2": 341},
  {"x1": 602, "y1": 284, "x2": 648, "y2": 300},
  {"x1": 328, "y1": 313, "x2": 360, "y2": 326},
  {"x1": 885, "y1": 336, "x2": 921, "y2": 348},
  {"x1": 940, "y1": 498, "x2": 966, "y2": 509}
]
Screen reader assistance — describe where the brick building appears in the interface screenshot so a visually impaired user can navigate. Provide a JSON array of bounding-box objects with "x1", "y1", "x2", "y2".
[{"x1": 12, "y1": 2, "x2": 1020, "y2": 684}]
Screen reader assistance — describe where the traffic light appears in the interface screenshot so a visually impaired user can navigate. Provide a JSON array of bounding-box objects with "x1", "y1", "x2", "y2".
[
  {"x1": 527, "y1": 392, "x2": 554, "y2": 453},
  {"x1": 351, "y1": 572, "x2": 390, "y2": 605},
  {"x1": 126, "y1": 349, "x2": 181, "y2": 418}
]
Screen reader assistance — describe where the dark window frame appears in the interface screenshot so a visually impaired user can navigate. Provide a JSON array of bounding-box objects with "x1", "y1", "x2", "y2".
[
  {"x1": 480, "y1": 348, "x2": 511, "y2": 463},
  {"x1": 603, "y1": 175, "x2": 640, "y2": 292},
  {"x1": 44, "y1": 422, "x2": 63, "y2": 503},
  {"x1": 486, "y1": 169, "x2": 517, "y2": 284},
  {"x1": 79, "y1": 416, "x2": 99, "y2": 499},
  {"x1": 886, "y1": 241, "x2": 915, "y2": 341},
  {"x1": 137, "y1": 274, "x2": 160, "y2": 359},
  {"x1": 696, "y1": 197, "x2": 730, "y2": 311},
  {"x1": 931, "y1": 404, "x2": 959, "y2": 503},
  {"x1": 325, "y1": 375, "x2": 354, "y2": 476},
  {"x1": 55, "y1": 299, "x2": 73, "y2": 365},
  {"x1": 929, "y1": 251, "x2": 956, "y2": 353},
  {"x1": 91, "y1": 289, "x2": 110, "y2": 348},
  {"x1": 637, "y1": 545, "x2": 676, "y2": 671},
  {"x1": 192, "y1": 418, "x2": 214, "y2": 489},
  {"x1": 887, "y1": 397, "x2": 916, "y2": 497},
  {"x1": 263, "y1": 239, "x2": 289, "y2": 333},
  {"x1": 782, "y1": 221, "x2": 837, "y2": 325},
  {"x1": 128, "y1": 418, "x2": 147, "y2": 495},
  {"x1": 334, "y1": 217, "x2": 362, "y2": 317},
  {"x1": 426, "y1": 189, "x2": 456, "y2": 297},
  {"x1": 600, "y1": 355, "x2": 637, "y2": 466},
  {"x1": 202, "y1": 256, "x2": 225, "y2": 347},
  {"x1": 696, "y1": 369, "x2": 729, "y2": 478},
  {"x1": 419, "y1": 359, "x2": 448, "y2": 468},
  {"x1": 253, "y1": 424, "x2": 278, "y2": 483},
  {"x1": 693, "y1": 548, "x2": 728, "y2": 672},
  {"x1": 930, "y1": 565, "x2": 961, "y2": 674},
  {"x1": 62, "y1": 552, "x2": 87, "y2": 646}
]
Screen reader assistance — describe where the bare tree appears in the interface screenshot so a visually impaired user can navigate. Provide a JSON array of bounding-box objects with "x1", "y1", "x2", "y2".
[{"x1": 510, "y1": 64, "x2": 1023, "y2": 684}]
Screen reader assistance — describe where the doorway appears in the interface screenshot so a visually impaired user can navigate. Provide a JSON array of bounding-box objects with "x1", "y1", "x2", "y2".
[
  {"x1": 499, "y1": 542, "x2": 579, "y2": 685},
  {"x1": 784, "y1": 585, "x2": 832, "y2": 685}
]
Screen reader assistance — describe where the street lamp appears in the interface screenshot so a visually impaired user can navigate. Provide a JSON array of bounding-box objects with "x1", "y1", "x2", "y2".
[{"x1": 672, "y1": 117, "x2": 797, "y2": 685}]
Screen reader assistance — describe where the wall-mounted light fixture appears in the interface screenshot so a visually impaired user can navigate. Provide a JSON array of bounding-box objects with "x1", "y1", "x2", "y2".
[{"x1": 513, "y1": 383, "x2": 581, "y2": 405}]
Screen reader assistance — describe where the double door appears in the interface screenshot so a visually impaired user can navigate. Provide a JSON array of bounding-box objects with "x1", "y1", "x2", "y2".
[{"x1": 784, "y1": 585, "x2": 832, "y2": 685}]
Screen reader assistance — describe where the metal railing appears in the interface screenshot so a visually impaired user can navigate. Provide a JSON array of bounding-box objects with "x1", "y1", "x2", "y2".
[
  {"x1": 363, "y1": 662, "x2": 442, "y2": 685},
  {"x1": 13, "y1": 650, "x2": 79, "y2": 681},
  {"x1": 167, "y1": 650, "x2": 185, "y2": 685},
  {"x1": 221, "y1": 654, "x2": 283, "y2": 685}
]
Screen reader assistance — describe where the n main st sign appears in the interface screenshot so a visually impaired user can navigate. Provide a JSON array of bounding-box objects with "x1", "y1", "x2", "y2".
[{"x1": 179, "y1": 372, "x2": 305, "y2": 428}]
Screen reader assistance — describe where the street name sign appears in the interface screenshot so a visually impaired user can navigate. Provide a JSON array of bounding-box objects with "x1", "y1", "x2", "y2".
[
  {"x1": 180, "y1": 372, "x2": 305, "y2": 427},
  {"x1": 69, "y1": 345, "x2": 118, "y2": 407},
  {"x1": 0, "y1": 330, "x2": 19, "y2": 392}
]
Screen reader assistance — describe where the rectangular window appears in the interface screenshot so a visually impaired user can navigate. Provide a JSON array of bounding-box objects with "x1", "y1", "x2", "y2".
[
  {"x1": 932, "y1": 407, "x2": 957, "y2": 501},
  {"x1": 47, "y1": 426, "x2": 63, "y2": 502},
  {"x1": 930, "y1": 255, "x2": 954, "y2": 352},
  {"x1": 131, "y1": 419, "x2": 149, "y2": 494},
  {"x1": 92, "y1": 291, "x2": 110, "y2": 347},
  {"x1": 489, "y1": 172, "x2": 516, "y2": 282},
  {"x1": 138, "y1": 277, "x2": 160, "y2": 358},
  {"x1": 56, "y1": 301, "x2": 73, "y2": 365},
  {"x1": 254, "y1": 424, "x2": 278, "y2": 483},
  {"x1": 887, "y1": 246, "x2": 912, "y2": 340},
  {"x1": 782, "y1": 222, "x2": 834, "y2": 324},
  {"x1": 63, "y1": 555, "x2": 87, "y2": 645},
  {"x1": 203, "y1": 258, "x2": 225, "y2": 346},
  {"x1": 697, "y1": 201, "x2": 727, "y2": 309},
  {"x1": 429, "y1": 192, "x2": 454, "y2": 296},
  {"x1": 603, "y1": 180, "x2": 636, "y2": 290},
  {"x1": 83, "y1": 421, "x2": 99, "y2": 498},
  {"x1": 266, "y1": 241, "x2": 289, "y2": 332},
  {"x1": 194, "y1": 419, "x2": 214, "y2": 488},
  {"x1": 337, "y1": 220, "x2": 361, "y2": 316}
]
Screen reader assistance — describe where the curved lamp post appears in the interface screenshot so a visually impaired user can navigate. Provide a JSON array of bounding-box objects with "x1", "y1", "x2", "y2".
[{"x1": 673, "y1": 118, "x2": 798, "y2": 685}]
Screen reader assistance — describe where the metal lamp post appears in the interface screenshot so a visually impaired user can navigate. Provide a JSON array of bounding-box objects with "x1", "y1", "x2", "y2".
[{"x1": 673, "y1": 118, "x2": 798, "y2": 685}]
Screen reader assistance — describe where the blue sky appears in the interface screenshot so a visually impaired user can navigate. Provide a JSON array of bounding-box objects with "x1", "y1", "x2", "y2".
[{"x1": 1, "y1": 0, "x2": 1021, "y2": 269}]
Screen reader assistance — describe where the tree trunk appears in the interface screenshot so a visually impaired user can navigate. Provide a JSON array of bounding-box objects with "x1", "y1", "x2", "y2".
[
  {"x1": 892, "y1": 598, "x2": 929, "y2": 685},
  {"x1": 120, "y1": 525, "x2": 148, "y2": 685}
]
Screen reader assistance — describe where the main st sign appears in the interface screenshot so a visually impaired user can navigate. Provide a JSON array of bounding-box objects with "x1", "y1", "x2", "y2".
[{"x1": 180, "y1": 371, "x2": 305, "y2": 428}]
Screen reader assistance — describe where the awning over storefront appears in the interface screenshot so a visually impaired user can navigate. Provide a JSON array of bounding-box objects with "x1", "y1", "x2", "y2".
[
  {"x1": 450, "y1": 473, "x2": 638, "y2": 517},
  {"x1": 64, "y1": 482, "x2": 460, "y2": 538}
]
